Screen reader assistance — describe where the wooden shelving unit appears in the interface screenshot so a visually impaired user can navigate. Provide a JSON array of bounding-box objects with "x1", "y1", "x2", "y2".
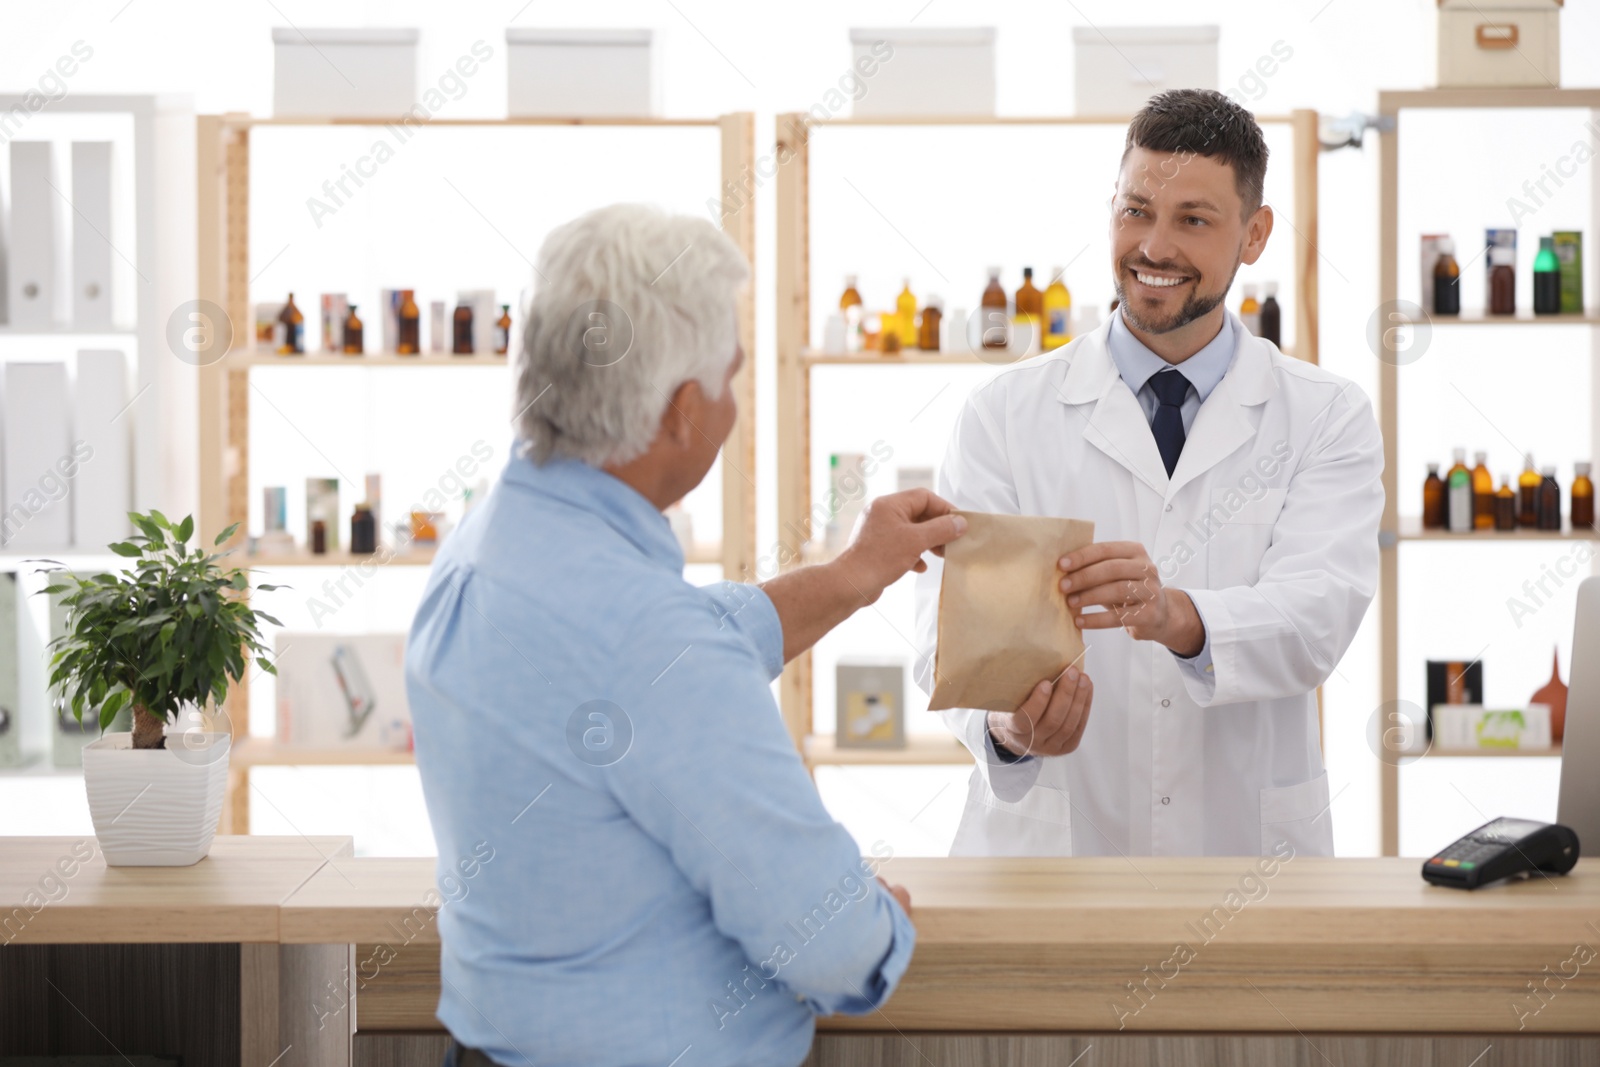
[
  {"x1": 776, "y1": 110, "x2": 1322, "y2": 770},
  {"x1": 195, "y1": 113, "x2": 757, "y2": 832},
  {"x1": 1375, "y1": 88, "x2": 1600, "y2": 855}
]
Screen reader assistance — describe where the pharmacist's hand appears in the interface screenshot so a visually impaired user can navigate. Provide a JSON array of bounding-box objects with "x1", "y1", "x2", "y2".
[
  {"x1": 878, "y1": 876, "x2": 912, "y2": 918},
  {"x1": 836, "y1": 490, "x2": 967, "y2": 605},
  {"x1": 1060, "y1": 541, "x2": 1206, "y2": 657},
  {"x1": 986, "y1": 667, "x2": 1094, "y2": 758}
]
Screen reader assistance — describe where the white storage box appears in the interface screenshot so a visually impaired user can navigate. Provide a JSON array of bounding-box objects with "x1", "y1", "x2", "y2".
[
  {"x1": 849, "y1": 28, "x2": 995, "y2": 117},
  {"x1": 507, "y1": 29, "x2": 659, "y2": 117},
  {"x1": 275, "y1": 632, "x2": 412, "y2": 750},
  {"x1": 1437, "y1": 0, "x2": 1560, "y2": 88},
  {"x1": 273, "y1": 28, "x2": 419, "y2": 118},
  {"x1": 1072, "y1": 26, "x2": 1219, "y2": 117}
]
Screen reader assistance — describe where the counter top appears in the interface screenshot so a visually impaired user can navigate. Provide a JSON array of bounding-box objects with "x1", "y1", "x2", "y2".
[{"x1": 1, "y1": 835, "x2": 353, "y2": 944}]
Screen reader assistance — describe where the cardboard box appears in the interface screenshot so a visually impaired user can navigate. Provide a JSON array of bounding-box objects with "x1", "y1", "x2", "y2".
[
  {"x1": 851, "y1": 27, "x2": 995, "y2": 117},
  {"x1": 275, "y1": 632, "x2": 412, "y2": 750},
  {"x1": 273, "y1": 27, "x2": 419, "y2": 118},
  {"x1": 1438, "y1": 0, "x2": 1560, "y2": 89},
  {"x1": 1074, "y1": 26, "x2": 1218, "y2": 117},
  {"x1": 507, "y1": 29, "x2": 659, "y2": 117},
  {"x1": 1553, "y1": 231, "x2": 1583, "y2": 315},
  {"x1": 1436, "y1": 703, "x2": 1552, "y2": 751}
]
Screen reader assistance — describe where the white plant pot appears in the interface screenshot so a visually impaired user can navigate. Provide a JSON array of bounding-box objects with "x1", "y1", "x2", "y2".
[{"x1": 82, "y1": 730, "x2": 231, "y2": 867}]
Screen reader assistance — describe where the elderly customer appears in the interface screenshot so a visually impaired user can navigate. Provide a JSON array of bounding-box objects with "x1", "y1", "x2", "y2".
[{"x1": 407, "y1": 203, "x2": 966, "y2": 1067}]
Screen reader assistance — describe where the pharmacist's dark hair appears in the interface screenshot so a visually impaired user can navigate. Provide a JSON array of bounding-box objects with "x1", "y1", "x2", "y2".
[{"x1": 1123, "y1": 89, "x2": 1269, "y2": 218}]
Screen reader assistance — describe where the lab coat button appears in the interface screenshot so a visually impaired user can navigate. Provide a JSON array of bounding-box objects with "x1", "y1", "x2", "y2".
[
  {"x1": 1161, "y1": 796, "x2": 1171, "y2": 805},
  {"x1": 1165, "y1": 503, "x2": 1174, "y2": 512},
  {"x1": 1161, "y1": 699, "x2": 1171, "y2": 707}
]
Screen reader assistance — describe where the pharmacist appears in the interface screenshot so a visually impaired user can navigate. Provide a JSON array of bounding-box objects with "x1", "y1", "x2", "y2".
[{"x1": 914, "y1": 89, "x2": 1383, "y2": 858}]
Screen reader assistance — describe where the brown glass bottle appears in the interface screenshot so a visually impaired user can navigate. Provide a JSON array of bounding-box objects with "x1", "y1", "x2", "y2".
[
  {"x1": 1471, "y1": 451, "x2": 1493, "y2": 529},
  {"x1": 342, "y1": 304, "x2": 364, "y2": 355},
  {"x1": 1433, "y1": 239, "x2": 1461, "y2": 316},
  {"x1": 278, "y1": 292, "x2": 305, "y2": 354},
  {"x1": 311, "y1": 518, "x2": 327, "y2": 555},
  {"x1": 1013, "y1": 267, "x2": 1042, "y2": 353},
  {"x1": 1494, "y1": 476, "x2": 1517, "y2": 531},
  {"x1": 496, "y1": 304, "x2": 512, "y2": 355},
  {"x1": 350, "y1": 504, "x2": 376, "y2": 554},
  {"x1": 397, "y1": 290, "x2": 421, "y2": 355},
  {"x1": 1421, "y1": 462, "x2": 1445, "y2": 529},
  {"x1": 1573, "y1": 461, "x2": 1595, "y2": 530},
  {"x1": 1537, "y1": 466, "x2": 1562, "y2": 531},
  {"x1": 1489, "y1": 247, "x2": 1516, "y2": 315},
  {"x1": 980, "y1": 267, "x2": 1008, "y2": 350},
  {"x1": 1518, "y1": 453, "x2": 1541, "y2": 527},
  {"x1": 452, "y1": 302, "x2": 474, "y2": 355},
  {"x1": 918, "y1": 296, "x2": 942, "y2": 351}
]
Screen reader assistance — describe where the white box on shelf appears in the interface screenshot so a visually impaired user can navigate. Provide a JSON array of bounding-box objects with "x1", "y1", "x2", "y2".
[
  {"x1": 849, "y1": 27, "x2": 994, "y2": 117},
  {"x1": 1072, "y1": 26, "x2": 1218, "y2": 117},
  {"x1": 275, "y1": 632, "x2": 413, "y2": 750},
  {"x1": 1435, "y1": 703, "x2": 1553, "y2": 751},
  {"x1": 6, "y1": 141, "x2": 60, "y2": 329},
  {"x1": 70, "y1": 142, "x2": 114, "y2": 329},
  {"x1": 272, "y1": 27, "x2": 419, "y2": 118},
  {"x1": 1437, "y1": 0, "x2": 1559, "y2": 88},
  {"x1": 2, "y1": 361, "x2": 72, "y2": 549},
  {"x1": 506, "y1": 29, "x2": 659, "y2": 117},
  {"x1": 73, "y1": 350, "x2": 131, "y2": 549}
]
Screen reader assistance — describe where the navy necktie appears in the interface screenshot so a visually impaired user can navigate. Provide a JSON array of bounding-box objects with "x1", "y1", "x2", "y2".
[{"x1": 1148, "y1": 368, "x2": 1191, "y2": 478}]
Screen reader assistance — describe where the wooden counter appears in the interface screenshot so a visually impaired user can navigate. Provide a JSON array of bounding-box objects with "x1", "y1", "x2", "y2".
[{"x1": 7, "y1": 838, "x2": 1599, "y2": 1066}]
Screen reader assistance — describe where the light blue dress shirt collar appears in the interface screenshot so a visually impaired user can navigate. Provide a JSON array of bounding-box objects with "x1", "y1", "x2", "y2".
[{"x1": 1106, "y1": 306, "x2": 1235, "y2": 406}]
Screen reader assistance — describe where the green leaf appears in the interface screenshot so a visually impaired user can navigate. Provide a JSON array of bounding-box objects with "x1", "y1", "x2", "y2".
[
  {"x1": 175, "y1": 515, "x2": 194, "y2": 544},
  {"x1": 149, "y1": 509, "x2": 172, "y2": 530},
  {"x1": 109, "y1": 542, "x2": 143, "y2": 558},
  {"x1": 39, "y1": 583, "x2": 70, "y2": 595},
  {"x1": 214, "y1": 522, "x2": 241, "y2": 547}
]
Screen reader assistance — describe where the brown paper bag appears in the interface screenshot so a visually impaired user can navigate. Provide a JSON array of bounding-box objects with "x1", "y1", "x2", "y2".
[{"x1": 927, "y1": 510, "x2": 1095, "y2": 713}]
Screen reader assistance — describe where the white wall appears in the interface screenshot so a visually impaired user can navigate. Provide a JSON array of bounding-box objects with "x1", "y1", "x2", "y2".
[{"x1": 2, "y1": 0, "x2": 1597, "y2": 856}]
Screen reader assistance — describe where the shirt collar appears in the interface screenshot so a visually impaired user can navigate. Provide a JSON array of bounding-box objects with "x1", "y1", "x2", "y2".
[
  {"x1": 501, "y1": 452, "x2": 685, "y2": 570},
  {"x1": 1106, "y1": 307, "x2": 1235, "y2": 402}
]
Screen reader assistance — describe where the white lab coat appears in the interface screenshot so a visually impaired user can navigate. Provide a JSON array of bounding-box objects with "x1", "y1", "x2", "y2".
[{"x1": 913, "y1": 312, "x2": 1383, "y2": 858}]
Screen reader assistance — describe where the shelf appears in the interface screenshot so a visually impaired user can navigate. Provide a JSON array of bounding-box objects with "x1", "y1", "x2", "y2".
[
  {"x1": 232, "y1": 351, "x2": 510, "y2": 367},
  {"x1": 243, "y1": 547, "x2": 437, "y2": 568},
  {"x1": 1420, "y1": 746, "x2": 1562, "y2": 759},
  {"x1": 683, "y1": 542, "x2": 724, "y2": 566},
  {"x1": 808, "y1": 113, "x2": 1302, "y2": 127},
  {"x1": 802, "y1": 349, "x2": 1026, "y2": 367},
  {"x1": 804, "y1": 732, "x2": 973, "y2": 766},
  {"x1": 1395, "y1": 517, "x2": 1597, "y2": 542},
  {"x1": 1398, "y1": 311, "x2": 1599, "y2": 328},
  {"x1": 230, "y1": 740, "x2": 415, "y2": 768},
  {"x1": 1380, "y1": 88, "x2": 1600, "y2": 112},
  {"x1": 0, "y1": 326, "x2": 139, "y2": 337},
  {"x1": 238, "y1": 115, "x2": 720, "y2": 128}
]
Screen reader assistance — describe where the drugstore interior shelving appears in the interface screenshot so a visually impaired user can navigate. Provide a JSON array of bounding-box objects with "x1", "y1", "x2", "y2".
[
  {"x1": 1375, "y1": 88, "x2": 1600, "y2": 856},
  {"x1": 194, "y1": 113, "x2": 756, "y2": 833},
  {"x1": 775, "y1": 109, "x2": 1323, "y2": 773}
]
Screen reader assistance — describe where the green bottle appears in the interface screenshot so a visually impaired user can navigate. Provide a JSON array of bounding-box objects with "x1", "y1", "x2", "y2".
[{"x1": 1534, "y1": 236, "x2": 1561, "y2": 315}]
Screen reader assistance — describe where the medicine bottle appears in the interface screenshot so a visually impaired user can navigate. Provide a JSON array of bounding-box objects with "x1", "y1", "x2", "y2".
[
  {"x1": 1573, "y1": 462, "x2": 1594, "y2": 530},
  {"x1": 1421, "y1": 463, "x2": 1444, "y2": 530},
  {"x1": 1537, "y1": 466, "x2": 1562, "y2": 531}
]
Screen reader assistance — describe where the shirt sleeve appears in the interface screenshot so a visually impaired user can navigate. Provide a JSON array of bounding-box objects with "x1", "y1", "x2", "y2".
[
  {"x1": 1170, "y1": 604, "x2": 1216, "y2": 701},
  {"x1": 701, "y1": 580, "x2": 784, "y2": 682},
  {"x1": 605, "y1": 592, "x2": 914, "y2": 1017}
]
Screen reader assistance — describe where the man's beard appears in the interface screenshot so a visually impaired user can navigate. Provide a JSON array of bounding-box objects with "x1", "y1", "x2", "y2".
[{"x1": 1114, "y1": 257, "x2": 1236, "y2": 334}]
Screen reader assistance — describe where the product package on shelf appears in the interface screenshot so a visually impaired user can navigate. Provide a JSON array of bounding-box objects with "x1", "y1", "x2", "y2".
[
  {"x1": 320, "y1": 293, "x2": 348, "y2": 352},
  {"x1": 70, "y1": 142, "x2": 114, "y2": 329},
  {"x1": 1436, "y1": 704, "x2": 1552, "y2": 752},
  {"x1": 836, "y1": 660, "x2": 906, "y2": 749},
  {"x1": 274, "y1": 632, "x2": 413, "y2": 750},
  {"x1": 2, "y1": 361, "x2": 73, "y2": 550},
  {"x1": 73, "y1": 349, "x2": 132, "y2": 548},
  {"x1": 0, "y1": 573, "x2": 19, "y2": 768}
]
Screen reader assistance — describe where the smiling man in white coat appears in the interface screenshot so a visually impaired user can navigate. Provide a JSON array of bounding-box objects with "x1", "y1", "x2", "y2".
[{"x1": 914, "y1": 89, "x2": 1383, "y2": 859}]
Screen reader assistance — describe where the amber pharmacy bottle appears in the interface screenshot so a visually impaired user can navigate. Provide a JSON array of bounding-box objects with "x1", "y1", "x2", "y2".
[
  {"x1": 1446, "y1": 448, "x2": 1473, "y2": 532},
  {"x1": 840, "y1": 275, "x2": 863, "y2": 352},
  {"x1": 1013, "y1": 267, "x2": 1043, "y2": 353},
  {"x1": 1538, "y1": 466, "x2": 1562, "y2": 531},
  {"x1": 1489, "y1": 247, "x2": 1516, "y2": 315},
  {"x1": 1238, "y1": 284, "x2": 1261, "y2": 334},
  {"x1": 342, "y1": 304, "x2": 364, "y2": 355},
  {"x1": 1433, "y1": 240, "x2": 1461, "y2": 316},
  {"x1": 278, "y1": 293, "x2": 304, "y2": 354},
  {"x1": 311, "y1": 518, "x2": 327, "y2": 555},
  {"x1": 453, "y1": 302, "x2": 474, "y2": 355},
  {"x1": 1518, "y1": 453, "x2": 1542, "y2": 527},
  {"x1": 918, "y1": 296, "x2": 943, "y2": 352},
  {"x1": 350, "y1": 505, "x2": 376, "y2": 555},
  {"x1": 981, "y1": 268, "x2": 1009, "y2": 350},
  {"x1": 496, "y1": 305, "x2": 512, "y2": 355},
  {"x1": 1494, "y1": 476, "x2": 1518, "y2": 532},
  {"x1": 1471, "y1": 451, "x2": 1494, "y2": 530},
  {"x1": 1421, "y1": 463, "x2": 1444, "y2": 530},
  {"x1": 1573, "y1": 462, "x2": 1595, "y2": 530},
  {"x1": 895, "y1": 280, "x2": 919, "y2": 349},
  {"x1": 397, "y1": 290, "x2": 421, "y2": 355},
  {"x1": 1042, "y1": 268, "x2": 1072, "y2": 349},
  {"x1": 1259, "y1": 281, "x2": 1282, "y2": 347}
]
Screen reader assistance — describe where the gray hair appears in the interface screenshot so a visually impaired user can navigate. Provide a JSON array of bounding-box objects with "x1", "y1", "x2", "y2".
[{"x1": 514, "y1": 203, "x2": 749, "y2": 466}]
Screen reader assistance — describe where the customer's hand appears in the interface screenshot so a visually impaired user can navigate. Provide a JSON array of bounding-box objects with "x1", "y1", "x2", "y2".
[
  {"x1": 878, "y1": 876, "x2": 912, "y2": 918},
  {"x1": 986, "y1": 667, "x2": 1094, "y2": 758},
  {"x1": 836, "y1": 489, "x2": 967, "y2": 605}
]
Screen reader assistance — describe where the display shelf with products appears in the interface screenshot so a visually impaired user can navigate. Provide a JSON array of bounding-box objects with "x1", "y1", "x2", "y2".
[
  {"x1": 775, "y1": 110, "x2": 1322, "y2": 770},
  {"x1": 1375, "y1": 87, "x2": 1600, "y2": 856},
  {"x1": 195, "y1": 113, "x2": 757, "y2": 833}
]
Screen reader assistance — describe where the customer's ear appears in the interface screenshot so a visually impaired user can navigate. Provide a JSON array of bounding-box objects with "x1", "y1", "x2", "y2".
[{"x1": 661, "y1": 379, "x2": 701, "y2": 450}]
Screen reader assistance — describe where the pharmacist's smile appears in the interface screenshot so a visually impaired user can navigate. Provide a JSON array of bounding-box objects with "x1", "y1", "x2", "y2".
[{"x1": 1124, "y1": 261, "x2": 1196, "y2": 296}]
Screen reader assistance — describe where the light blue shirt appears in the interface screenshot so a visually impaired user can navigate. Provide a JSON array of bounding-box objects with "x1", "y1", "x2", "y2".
[
  {"x1": 983, "y1": 312, "x2": 1230, "y2": 763},
  {"x1": 406, "y1": 454, "x2": 914, "y2": 1067}
]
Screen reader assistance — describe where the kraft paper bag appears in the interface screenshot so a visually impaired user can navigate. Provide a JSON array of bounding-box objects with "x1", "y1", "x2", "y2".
[{"x1": 927, "y1": 510, "x2": 1095, "y2": 713}]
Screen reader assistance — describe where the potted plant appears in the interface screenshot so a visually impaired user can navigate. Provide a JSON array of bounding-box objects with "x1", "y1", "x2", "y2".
[{"x1": 41, "y1": 511, "x2": 282, "y2": 866}]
